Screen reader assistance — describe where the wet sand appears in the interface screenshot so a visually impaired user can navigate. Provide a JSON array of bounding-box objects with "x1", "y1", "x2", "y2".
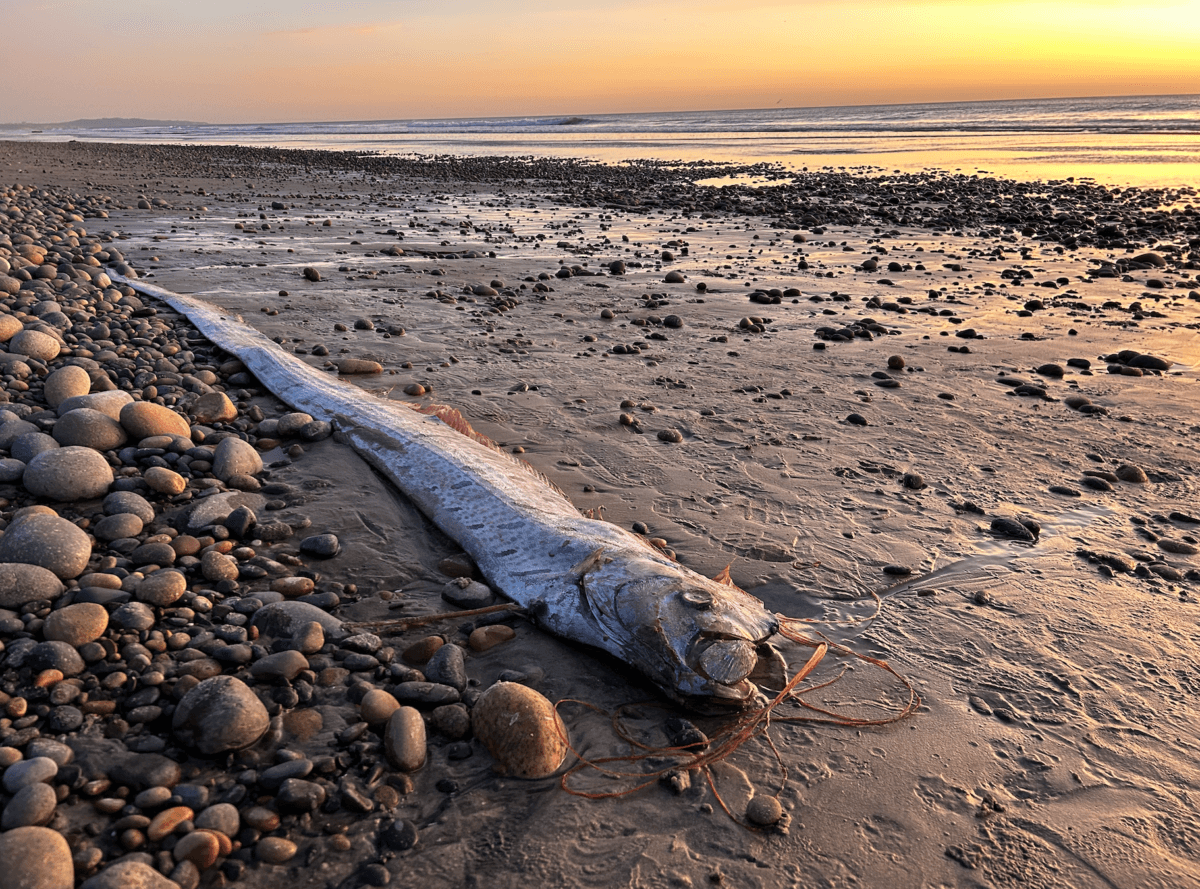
[{"x1": 2, "y1": 139, "x2": 1200, "y2": 888}]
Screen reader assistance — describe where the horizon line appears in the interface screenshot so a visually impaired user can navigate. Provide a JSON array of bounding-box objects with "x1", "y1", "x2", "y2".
[{"x1": 3, "y1": 90, "x2": 1198, "y2": 131}]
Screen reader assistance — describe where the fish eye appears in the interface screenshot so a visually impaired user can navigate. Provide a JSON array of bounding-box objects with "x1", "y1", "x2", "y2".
[{"x1": 681, "y1": 590, "x2": 714, "y2": 610}]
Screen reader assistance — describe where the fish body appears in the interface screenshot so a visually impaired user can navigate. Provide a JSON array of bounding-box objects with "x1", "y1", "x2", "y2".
[{"x1": 115, "y1": 277, "x2": 780, "y2": 706}]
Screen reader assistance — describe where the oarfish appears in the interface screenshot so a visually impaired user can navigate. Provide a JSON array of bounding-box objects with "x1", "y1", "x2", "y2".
[{"x1": 113, "y1": 276, "x2": 782, "y2": 706}]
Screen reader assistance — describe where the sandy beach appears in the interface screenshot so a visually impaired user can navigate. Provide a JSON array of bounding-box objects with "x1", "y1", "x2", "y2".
[{"x1": 1, "y1": 139, "x2": 1199, "y2": 889}]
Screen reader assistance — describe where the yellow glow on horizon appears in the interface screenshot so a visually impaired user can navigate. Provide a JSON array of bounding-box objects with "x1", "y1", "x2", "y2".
[{"x1": 3, "y1": 0, "x2": 1198, "y2": 122}]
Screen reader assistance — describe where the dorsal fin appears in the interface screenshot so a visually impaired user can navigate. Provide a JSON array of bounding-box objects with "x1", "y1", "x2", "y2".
[
  {"x1": 712, "y1": 564, "x2": 746, "y2": 593},
  {"x1": 410, "y1": 401, "x2": 569, "y2": 498}
]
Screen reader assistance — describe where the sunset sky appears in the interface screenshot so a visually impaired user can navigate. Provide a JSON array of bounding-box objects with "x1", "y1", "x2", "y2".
[{"x1": 5, "y1": 0, "x2": 1199, "y2": 123}]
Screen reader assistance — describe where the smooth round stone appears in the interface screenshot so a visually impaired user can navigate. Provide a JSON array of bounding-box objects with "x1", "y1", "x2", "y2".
[
  {"x1": 26, "y1": 641, "x2": 84, "y2": 677},
  {"x1": 193, "y1": 801, "x2": 240, "y2": 836},
  {"x1": 255, "y1": 837, "x2": 298, "y2": 864},
  {"x1": 384, "y1": 706, "x2": 427, "y2": 771},
  {"x1": 746, "y1": 794, "x2": 784, "y2": 826},
  {"x1": 129, "y1": 541, "x2": 176, "y2": 567},
  {"x1": 0, "y1": 418, "x2": 38, "y2": 449},
  {"x1": 212, "y1": 437, "x2": 262, "y2": 482},
  {"x1": 0, "y1": 562, "x2": 65, "y2": 608},
  {"x1": 23, "y1": 446, "x2": 113, "y2": 501},
  {"x1": 1, "y1": 782, "x2": 57, "y2": 828},
  {"x1": 120, "y1": 401, "x2": 191, "y2": 439},
  {"x1": 173, "y1": 676, "x2": 270, "y2": 754},
  {"x1": 200, "y1": 550, "x2": 238, "y2": 582},
  {"x1": 249, "y1": 649, "x2": 308, "y2": 682},
  {"x1": 468, "y1": 624, "x2": 515, "y2": 653},
  {"x1": 472, "y1": 682, "x2": 568, "y2": 778},
  {"x1": 53, "y1": 408, "x2": 128, "y2": 450},
  {"x1": 275, "y1": 777, "x2": 324, "y2": 811},
  {"x1": 189, "y1": 392, "x2": 237, "y2": 424},
  {"x1": 290, "y1": 620, "x2": 325, "y2": 655},
  {"x1": 43, "y1": 365, "x2": 92, "y2": 408},
  {"x1": 172, "y1": 830, "x2": 222, "y2": 869},
  {"x1": 299, "y1": 533, "x2": 340, "y2": 558},
  {"x1": 251, "y1": 600, "x2": 345, "y2": 640},
  {"x1": 9, "y1": 329, "x2": 62, "y2": 361},
  {"x1": 275, "y1": 412, "x2": 314, "y2": 437},
  {"x1": 11, "y1": 432, "x2": 58, "y2": 464},
  {"x1": 79, "y1": 859, "x2": 180, "y2": 889},
  {"x1": 57, "y1": 390, "x2": 132, "y2": 420},
  {"x1": 1116, "y1": 464, "x2": 1149, "y2": 483},
  {"x1": 0, "y1": 457, "x2": 25, "y2": 482},
  {"x1": 0, "y1": 827, "x2": 73, "y2": 889},
  {"x1": 3, "y1": 756, "x2": 58, "y2": 792},
  {"x1": 103, "y1": 491, "x2": 156, "y2": 524},
  {"x1": 359, "y1": 689, "x2": 401, "y2": 726},
  {"x1": 143, "y1": 466, "x2": 186, "y2": 495},
  {"x1": 110, "y1": 601, "x2": 156, "y2": 632},
  {"x1": 270, "y1": 576, "x2": 314, "y2": 597},
  {"x1": 136, "y1": 570, "x2": 187, "y2": 607},
  {"x1": 147, "y1": 805, "x2": 194, "y2": 841},
  {"x1": 0, "y1": 313, "x2": 22, "y2": 338},
  {"x1": 441, "y1": 579, "x2": 493, "y2": 609},
  {"x1": 424, "y1": 643, "x2": 467, "y2": 692},
  {"x1": 42, "y1": 602, "x2": 109, "y2": 645},
  {"x1": 0, "y1": 513, "x2": 92, "y2": 579},
  {"x1": 93, "y1": 512, "x2": 143, "y2": 542}
]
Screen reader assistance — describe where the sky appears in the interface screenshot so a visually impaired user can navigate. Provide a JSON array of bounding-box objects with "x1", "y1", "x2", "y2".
[{"x1": 3, "y1": 0, "x2": 1199, "y2": 123}]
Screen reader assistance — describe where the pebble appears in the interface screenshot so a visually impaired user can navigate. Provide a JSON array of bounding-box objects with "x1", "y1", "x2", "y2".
[
  {"x1": 136, "y1": 570, "x2": 187, "y2": 606},
  {"x1": 79, "y1": 859, "x2": 179, "y2": 889},
  {"x1": 146, "y1": 805, "x2": 193, "y2": 841},
  {"x1": 471, "y1": 681, "x2": 568, "y2": 778},
  {"x1": 22, "y1": 446, "x2": 114, "y2": 501},
  {"x1": 143, "y1": 466, "x2": 186, "y2": 495},
  {"x1": 2, "y1": 756, "x2": 58, "y2": 792},
  {"x1": 52, "y1": 408, "x2": 127, "y2": 450},
  {"x1": 0, "y1": 826, "x2": 74, "y2": 889},
  {"x1": 337, "y1": 358, "x2": 383, "y2": 374},
  {"x1": 256, "y1": 837, "x2": 299, "y2": 864},
  {"x1": 403, "y1": 635, "x2": 444, "y2": 664},
  {"x1": 1116, "y1": 464, "x2": 1149, "y2": 483},
  {"x1": 0, "y1": 512, "x2": 93, "y2": 578},
  {"x1": 189, "y1": 391, "x2": 238, "y2": 424},
  {"x1": 93, "y1": 512, "x2": 143, "y2": 541},
  {"x1": 119, "y1": 401, "x2": 191, "y2": 439},
  {"x1": 299, "y1": 533, "x2": 340, "y2": 557},
  {"x1": 252, "y1": 600, "x2": 345, "y2": 640},
  {"x1": 424, "y1": 642, "x2": 468, "y2": 691},
  {"x1": 212, "y1": 436, "x2": 262, "y2": 482},
  {"x1": 0, "y1": 782, "x2": 56, "y2": 825},
  {"x1": 249, "y1": 649, "x2": 309, "y2": 682},
  {"x1": 104, "y1": 491, "x2": 156, "y2": 524},
  {"x1": 990, "y1": 517, "x2": 1037, "y2": 542},
  {"x1": 171, "y1": 830, "x2": 222, "y2": 869},
  {"x1": 42, "y1": 602, "x2": 109, "y2": 645},
  {"x1": 442, "y1": 578, "x2": 494, "y2": 608},
  {"x1": 746, "y1": 794, "x2": 784, "y2": 826},
  {"x1": 9, "y1": 329, "x2": 62, "y2": 361},
  {"x1": 43, "y1": 365, "x2": 92, "y2": 408},
  {"x1": 469, "y1": 624, "x2": 516, "y2": 652},
  {"x1": 193, "y1": 802, "x2": 240, "y2": 836},
  {"x1": 0, "y1": 562, "x2": 65, "y2": 608},
  {"x1": 172, "y1": 676, "x2": 270, "y2": 754},
  {"x1": 384, "y1": 706, "x2": 427, "y2": 771},
  {"x1": 360, "y1": 688, "x2": 402, "y2": 725}
]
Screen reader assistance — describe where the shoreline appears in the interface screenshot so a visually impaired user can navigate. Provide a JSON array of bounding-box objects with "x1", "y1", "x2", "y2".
[{"x1": 1, "y1": 139, "x2": 1199, "y2": 888}]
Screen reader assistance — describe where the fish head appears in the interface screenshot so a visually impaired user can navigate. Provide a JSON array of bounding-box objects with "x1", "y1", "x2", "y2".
[{"x1": 613, "y1": 561, "x2": 780, "y2": 707}]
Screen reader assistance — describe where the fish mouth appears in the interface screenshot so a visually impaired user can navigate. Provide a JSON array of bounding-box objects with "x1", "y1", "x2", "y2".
[{"x1": 689, "y1": 636, "x2": 760, "y2": 685}]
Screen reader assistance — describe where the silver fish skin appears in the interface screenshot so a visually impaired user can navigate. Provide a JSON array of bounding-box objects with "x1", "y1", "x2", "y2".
[{"x1": 114, "y1": 276, "x2": 781, "y2": 706}]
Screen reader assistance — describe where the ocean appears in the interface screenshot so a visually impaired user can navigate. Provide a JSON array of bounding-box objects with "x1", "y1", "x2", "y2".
[{"x1": 6, "y1": 94, "x2": 1199, "y2": 189}]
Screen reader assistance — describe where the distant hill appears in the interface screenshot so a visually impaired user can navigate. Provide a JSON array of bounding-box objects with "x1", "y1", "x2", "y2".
[
  {"x1": 51, "y1": 118, "x2": 209, "y2": 129},
  {"x1": 0, "y1": 117, "x2": 209, "y2": 130}
]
